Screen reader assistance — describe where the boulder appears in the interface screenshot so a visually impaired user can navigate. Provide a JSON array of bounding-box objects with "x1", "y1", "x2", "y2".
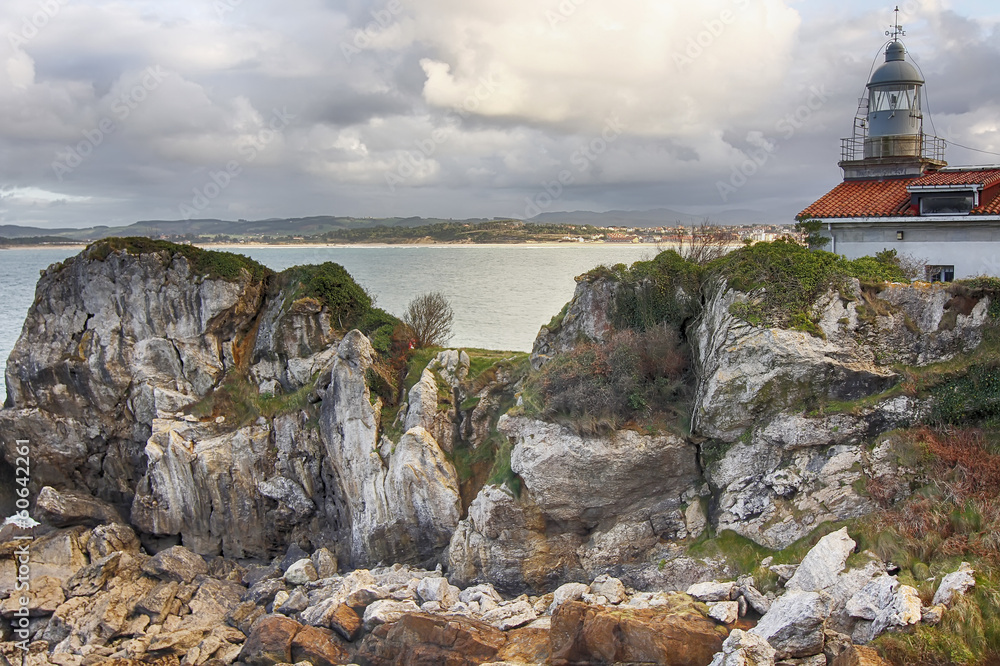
[
  {"x1": 709, "y1": 601, "x2": 740, "y2": 625},
  {"x1": 291, "y1": 625, "x2": 351, "y2": 666},
  {"x1": 35, "y1": 486, "x2": 124, "y2": 527},
  {"x1": 708, "y1": 628, "x2": 777, "y2": 666},
  {"x1": 362, "y1": 599, "x2": 422, "y2": 630},
  {"x1": 549, "y1": 583, "x2": 589, "y2": 612},
  {"x1": 751, "y1": 591, "x2": 829, "y2": 659},
  {"x1": 238, "y1": 614, "x2": 302, "y2": 666},
  {"x1": 312, "y1": 547, "x2": 339, "y2": 578},
  {"x1": 503, "y1": 416, "x2": 700, "y2": 529},
  {"x1": 588, "y1": 574, "x2": 626, "y2": 605},
  {"x1": 329, "y1": 603, "x2": 363, "y2": 642},
  {"x1": 142, "y1": 545, "x2": 208, "y2": 583},
  {"x1": 932, "y1": 561, "x2": 976, "y2": 607},
  {"x1": 86, "y1": 523, "x2": 140, "y2": 559},
  {"x1": 550, "y1": 600, "x2": 725, "y2": 666},
  {"x1": 416, "y1": 576, "x2": 460, "y2": 607},
  {"x1": 687, "y1": 581, "x2": 737, "y2": 603},
  {"x1": 283, "y1": 559, "x2": 318, "y2": 586},
  {"x1": 786, "y1": 529, "x2": 856, "y2": 593},
  {"x1": 356, "y1": 612, "x2": 506, "y2": 666}
]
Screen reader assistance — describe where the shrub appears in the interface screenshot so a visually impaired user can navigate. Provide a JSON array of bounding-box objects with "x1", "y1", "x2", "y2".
[
  {"x1": 710, "y1": 239, "x2": 908, "y2": 333},
  {"x1": 403, "y1": 291, "x2": 454, "y2": 348},
  {"x1": 525, "y1": 324, "x2": 691, "y2": 433}
]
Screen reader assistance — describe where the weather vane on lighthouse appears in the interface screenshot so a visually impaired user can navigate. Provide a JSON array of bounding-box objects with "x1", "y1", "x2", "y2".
[{"x1": 886, "y1": 6, "x2": 905, "y2": 40}]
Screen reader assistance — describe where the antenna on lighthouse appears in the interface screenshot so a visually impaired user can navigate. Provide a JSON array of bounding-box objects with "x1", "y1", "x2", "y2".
[{"x1": 886, "y1": 6, "x2": 905, "y2": 40}]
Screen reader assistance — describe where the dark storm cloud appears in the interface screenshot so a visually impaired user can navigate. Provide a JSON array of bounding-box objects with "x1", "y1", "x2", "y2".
[{"x1": 0, "y1": 0, "x2": 997, "y2": 228}]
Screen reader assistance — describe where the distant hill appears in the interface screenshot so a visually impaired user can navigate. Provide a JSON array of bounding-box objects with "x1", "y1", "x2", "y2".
[
  {"x1": 528, "y1": 208, "x2": 773, "y2": 227},
  {"x1": 0, "y1": 216, "x2": 500, "y2": 241}
]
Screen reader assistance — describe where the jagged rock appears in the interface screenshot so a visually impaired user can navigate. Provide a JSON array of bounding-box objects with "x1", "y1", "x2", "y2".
[
  {"x1": 708, "y1": 628, "x2": 777, "y2": 666},
  {"x1": 481, "y1": 600, "x2": 537, "y2": 630},
  {"x1": 290, "y1": 625, "x2": 351, "y2": 666},
  {"x1": 530, "y1": 277, "x2": 617, "y2": 369},
  {"x1": 550, "y1": 600, "x2": 725, "y2": 665},
  {"x1": 932, "y1": 561, "x2": 976, "y2": 607},
  {"x1": 496, "y1": 620, "x2": 552, "y2": 665},
  {"x1": 362, "y1": 599, "x2": 422, "y2": 630},
  {"x1": 243, "y1": 565, "x2": 281, "y2": 587},
  {"x1": 238, "y1": 615, "x2": 302, "y2": 666},
  {"x1": 35, "y1": 487, "x2": 124, "y2": 527},
  {"x1": 319, "y1": 334, "x2": 462, "y2": 568},
  {"x1": 142, "y1": 545, "x2": 208, "y2": 584},
  {"x1": 448, "y1": 484, "x2": 584, "y2": 594},
  {"x1": 869, "y1": 585, "x2": 921, "y2": 638},
  {"x1": 226, "y1": 601, "x2": 266, "y2": 636},
  {"x1": 588, "y1": 575, "x2": 626, "y2": 605},
  {"x1": 770, "y1": 565, "x2": 798, "y2": 582},
  {"x1": 0, "y1": 576, "x2": 64, "y2": 617},
  {"x1": 786, "y1": 529, "x2": 856, "y2": 593},
  {"x1": 738, "y1": 577, "x2": 771, "y2": 615},
  {"x1": 86, "y1": 523, "x2": 140, "y2": 560},
  {"x1": 687, "y1": 581, "x2": 737, "y2": 602},
  {"x1": 357, "y1": 613, "x2": 507, "y2": 666},
  {"x1": 751, "y1": 591, "x2": 829, "y2": 659},
  {"x1": 549, "y1": 583, "x2": 589, "y2": 612},
  {"x1": 135, "y1": 581, "x2": 180, "y2": 621},
  {"x1": 283, "y1": 559, "x2": 318, "y2": 586},
  {"x1": 416, "y1": 577, "x2": 460, "y2": 607},
  {"x1": 404, "y1": 369, "x2": 440, "y2": 434},
  {"x1": 845, "y1": 575, "x2": 898, "y2": 621},
  {"x1": 1, "y1": 246, "x2": 265, "y2": 507},
  {"x1": 709, "y1": 601, "x2": 740, "y2": 625},
  {"x1": 328, "y1": 604, "x2": 363, "y2": 642},
  {"x1": 311, "y1": 548, "x2": 338, "y2": 579},
  {"x1": 826, "y1": 556, "x2": 887, "y2": 633},
  {"x1": 20, "y1": 527, "x2": 90, "y2": 583},
  {"x1": 245, "y1": 578, "x2": 287, "y2": 606},
  {"x1": 921, "y1": 604, "x2": 945, "y2": 625},
  {"x1": 503, "y1": 416, "x2": 700, "y2": 529}
]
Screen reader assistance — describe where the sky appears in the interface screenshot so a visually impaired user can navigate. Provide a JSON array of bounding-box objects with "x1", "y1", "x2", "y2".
[{"x1": 1, "y1": 0, "x2": 999, "y2": 229}]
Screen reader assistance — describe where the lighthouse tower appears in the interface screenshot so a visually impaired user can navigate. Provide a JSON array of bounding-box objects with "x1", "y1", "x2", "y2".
[{"x1": 839, "y1": 12, "x2": 946, "y2": 179}]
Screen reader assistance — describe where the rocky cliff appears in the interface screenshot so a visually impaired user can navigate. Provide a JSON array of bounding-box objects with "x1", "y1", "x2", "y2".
[{"x1": 3, "y1": 240, "x2": 1000, "y2": 665}]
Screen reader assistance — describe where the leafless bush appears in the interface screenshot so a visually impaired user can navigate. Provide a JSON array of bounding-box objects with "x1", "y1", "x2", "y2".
[
  {"x1": 670, "y1": 220, "x2": 735, "y2": 265},
  {"x1": 403, "y1": 291, "x2": 454, "y2": 348}
]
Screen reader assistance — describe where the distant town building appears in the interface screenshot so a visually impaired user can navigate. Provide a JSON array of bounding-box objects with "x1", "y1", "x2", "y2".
[{"x1": 799, "y1": 16, "x2": 1000, "y2": 280}]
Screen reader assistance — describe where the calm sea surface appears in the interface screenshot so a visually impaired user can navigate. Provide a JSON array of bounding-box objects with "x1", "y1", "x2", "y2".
[{"x1": 0, "y1": 244, "x2": 658, "y2": 403}]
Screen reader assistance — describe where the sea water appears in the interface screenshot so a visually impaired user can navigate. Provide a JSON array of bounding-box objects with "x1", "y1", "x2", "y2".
[{"x1": 0, "y1": 244, "x2": 657, "y2": 403}]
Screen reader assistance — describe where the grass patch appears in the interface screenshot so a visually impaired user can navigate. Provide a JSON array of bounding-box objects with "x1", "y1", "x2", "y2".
[
  {"x1": 88, "y1": 237, "x2": 271, "y2": 282},
  {"x1": 687, "y1": 529, "x2": 776, "y2": 576},
  {"x1": 186, "y1": 373, "x2": 317, "y2": 427}
]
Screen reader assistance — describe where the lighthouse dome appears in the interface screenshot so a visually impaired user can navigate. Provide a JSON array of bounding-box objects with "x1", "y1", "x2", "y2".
[{"x1": 868, "y1": 41, "x2": 923, "y2": 87}]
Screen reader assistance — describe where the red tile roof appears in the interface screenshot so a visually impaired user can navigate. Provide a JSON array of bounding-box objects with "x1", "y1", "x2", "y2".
[
  {"x1": 798, "y1": 179, "x2": 914, "y2": 219},
  {"x1": 911, "y1": 168, "x2": 1000, "y2": 187},
  {"x1": 800, "y1": 168, "x2": 1000, "y2": 219}
]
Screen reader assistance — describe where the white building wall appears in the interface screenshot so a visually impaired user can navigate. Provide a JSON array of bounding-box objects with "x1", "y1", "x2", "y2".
[{"x1": 820, "y1": 224, "x2": 1000, "y2": 278}]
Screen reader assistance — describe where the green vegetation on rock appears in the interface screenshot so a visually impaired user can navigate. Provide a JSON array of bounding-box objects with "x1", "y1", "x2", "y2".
[
  {"x1": 710, "y1": 239, "x2": 908, "y2": 334},
  {"x1": 87, "y1": 237, "x2": 271, "y2": 282}
]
